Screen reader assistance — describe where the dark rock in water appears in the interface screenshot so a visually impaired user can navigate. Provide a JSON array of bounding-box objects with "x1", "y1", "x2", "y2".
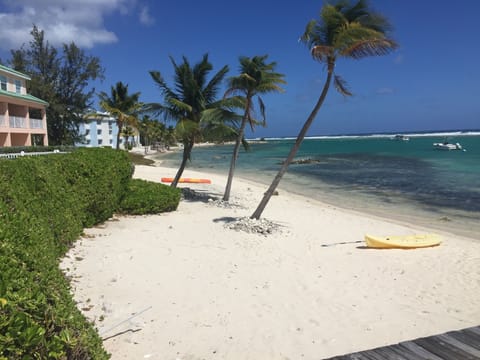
[{"x1": 279, "y1": 158, "x2": 322, "y2": 165}]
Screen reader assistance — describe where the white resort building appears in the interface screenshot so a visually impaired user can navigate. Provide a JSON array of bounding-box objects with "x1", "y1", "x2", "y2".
[{"x1": 0, "y1": 64, "x2": 49, "y2": 147}]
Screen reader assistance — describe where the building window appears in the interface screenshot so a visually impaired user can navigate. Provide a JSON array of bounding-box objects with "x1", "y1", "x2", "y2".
[
  {"x1": 108, "y1": 120, "x2": 113, "y2": 127},
  {"x1": 109, "y1": 130, "x2": 112, "y2": 134},
  {"x1": 97, "y1": 129, "x2": 102, "y2": 135},
  {"x1": 85, "y1": 129, "x2": 90, "y2": 135},
  {"x1": 109, "y1": 139, "x2": 113, "y2": 144},
  {"x1": 86, "y1": 140, "x2": 91, "y2": 145},
  {"x1": 96, "y1": 120, "x2": 101, "y2": 125},
  {"x1": 98, "y1": 139, "x2": 103, "y2": 145},
  {"x1": 15, "y1": 80, "x2": 21, "y2": 94},
  {"x1": 0, "y1": 75, "x2": 6, "y2": 91}
]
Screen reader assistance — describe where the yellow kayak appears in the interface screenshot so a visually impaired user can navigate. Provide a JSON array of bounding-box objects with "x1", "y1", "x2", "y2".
[{"x1": 365, "y1": 234, "x2": 442, "y2": 249}]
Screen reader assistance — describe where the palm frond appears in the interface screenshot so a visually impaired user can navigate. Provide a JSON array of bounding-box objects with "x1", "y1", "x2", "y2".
[
  {"x1": 311, "y1": 45, "x2": 334, "y2": 62},
  {"x1": 168, "y1": 98, "x2": 193, "y2": 113},
  {"x1": 175, "y1": 119, "x2": 200, "y2": 140},
  {"x1": 204, "y1": 64, "x2": 229, "y2": 103},
  {"x1": 257, "y1": 97, "x2": 266, "y2": 126},
  {"x1": 149, "y1": 70, "x2": 177, "y2": 100},
  {"x1": 216, "y1": 95, "x2": 246, "y2": 110},
  {"x1": 201, "y1": 108, "x2": 242, "y2": 126},
  {"x1": 344, "y1": 38, "x2": 398, "y2": 59},
  {"x1": 334, "y1": 74, "x2": 352, "y2": 96}
]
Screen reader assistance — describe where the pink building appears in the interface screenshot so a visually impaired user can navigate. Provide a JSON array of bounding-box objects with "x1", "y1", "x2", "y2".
[{"x1": 0, "y1": 64, "x2": 49, "y2": 147}]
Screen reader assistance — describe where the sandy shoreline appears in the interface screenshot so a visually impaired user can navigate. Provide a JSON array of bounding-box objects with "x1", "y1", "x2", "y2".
[{"x1": 61, "y1": 164, "x2": 480, "y2": 359}]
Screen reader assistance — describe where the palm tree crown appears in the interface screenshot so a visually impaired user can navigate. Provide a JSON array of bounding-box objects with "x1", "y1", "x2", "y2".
[
  {"x1": 300, "y1": 0, "x2": 397, "y2": 95},
  {"x1": 148, "y1": 54, "x2": 230, "y2": 187},
  {"x1": 251, "y1": 0, "x2": 397, "y2": 219},
  {"x1": 99, "y1": 82, "x2": 141, "y2": 149},
  {"x1": 222, "y1": 55, "x2": 285, "y2": 201},
  {"x1": 225, "y1": 55, "x2": 286, "y2": 129}
]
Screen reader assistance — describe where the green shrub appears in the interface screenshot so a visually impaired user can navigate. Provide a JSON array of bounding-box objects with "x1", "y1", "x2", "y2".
[
  {"x1": 119, "y1": 179, "x2": 181, "y2": 215},
  {"x1": 0, "y1": 147, "x2": 132, "y2": 359}
]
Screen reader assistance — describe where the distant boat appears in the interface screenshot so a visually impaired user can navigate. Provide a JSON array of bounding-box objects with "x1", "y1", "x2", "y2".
[
  {"x1": 433, "y1": 141, "x2": 463, "y2": 151},
  {"x1": 392, "y1": 134, "x2": 410, "y2": 141}
]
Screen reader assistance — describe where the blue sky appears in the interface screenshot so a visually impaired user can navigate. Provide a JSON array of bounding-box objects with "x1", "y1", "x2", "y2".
[{"x1": 1, "y1": 0, "x2": 479, "y2": 137}]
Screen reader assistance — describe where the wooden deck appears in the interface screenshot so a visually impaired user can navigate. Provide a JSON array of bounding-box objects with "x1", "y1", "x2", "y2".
[{"x1": 324, "y1": 325, "x2": 480, "y2": 359}]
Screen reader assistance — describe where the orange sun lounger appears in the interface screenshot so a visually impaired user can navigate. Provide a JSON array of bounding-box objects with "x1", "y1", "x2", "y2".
[{"x1": 161, "y1": 177, "x2": 211, "y2": 184}]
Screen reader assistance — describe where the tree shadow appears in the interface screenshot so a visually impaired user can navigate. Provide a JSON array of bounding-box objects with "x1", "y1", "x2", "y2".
[
  {"x1": 181, "y1": 187, "x2": 220, "y2": 203},
  {"x1": 212, "y1": 216, "x2": 239, "y2": 224}
]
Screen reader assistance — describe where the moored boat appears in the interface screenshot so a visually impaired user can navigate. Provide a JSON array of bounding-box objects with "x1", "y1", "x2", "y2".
[
  {"x1": 433, "y1": 142, "x2": 462, "y2": 150},
  {"x1": 392, "y1": 134, "x2": 410, "y2": 141}
]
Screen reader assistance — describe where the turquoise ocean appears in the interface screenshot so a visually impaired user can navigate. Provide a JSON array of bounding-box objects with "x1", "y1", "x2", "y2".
[{"x1": 155, "y1": 131, "x2": 480, "y2": 239}]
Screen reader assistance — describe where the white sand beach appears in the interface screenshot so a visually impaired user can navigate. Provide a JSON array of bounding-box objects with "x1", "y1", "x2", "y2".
[{"x1": 61, "y1": 164, "x2": 480, "y2": 360}]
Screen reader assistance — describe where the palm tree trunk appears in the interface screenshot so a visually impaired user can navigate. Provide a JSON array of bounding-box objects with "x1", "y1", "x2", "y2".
[
  {"x1": 171, "y1": 140, "x2": 194, "y2": 188},
  {"x1": 116, "y1": 119, "x2": 122, "y2": 150},
  {"x1": 223, "y1": 104, "x2": 250, "y2": 202},
  {"x1": 250, "y1": 67, "x2": 334, "y2": 219}
]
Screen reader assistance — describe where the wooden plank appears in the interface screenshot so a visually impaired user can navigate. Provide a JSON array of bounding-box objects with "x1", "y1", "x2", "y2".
[
  {"x1": 322, "y1": 326, "x2": 480, "y2": 360},
  {"x1": 466, "y1": 326, "x2": 480, "y2": 336},
  {"x1": 448, "y1": 330, "x2": 480, "y2": 350},
  {"x1": 414, "y1": 336, "x2": 479, "y2": 359},
  {"x1": 396, "y1": 341, "x2": 444, "y2": 360},
  {"x1": 357, "y1": 350, "x2": 391, "y2": 360},
  {"x1": 462, "y1": 327, "x2": 480, "y2": 342},
  {"x1": 370, "y1": 346, "x2": 411, "y2": 360},
  {"x1": 384, "y1": 344, "x2": 432, "y2": 360},
  {"x1": 323, "y1": 352, "x2": 374, "y2": 360},
  {"x1": 437, "y1": 333, "x2": 480, "y2": 357}
]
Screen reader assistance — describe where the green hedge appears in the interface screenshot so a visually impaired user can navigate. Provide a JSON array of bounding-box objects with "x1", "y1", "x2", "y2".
[
  {"x1": 0, "y1": 148, "x2": 133, "y2": 359},
  {"x1": 119, "y1": 179, "x2": 181, "y2": 215}
]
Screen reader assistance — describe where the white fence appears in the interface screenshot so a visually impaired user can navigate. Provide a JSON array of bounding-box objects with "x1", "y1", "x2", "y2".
[{"x1": 0, "y1": 150, "x2": 65, "y2": 159}]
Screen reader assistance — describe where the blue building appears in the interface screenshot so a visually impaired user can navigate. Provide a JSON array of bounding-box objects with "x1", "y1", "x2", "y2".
[{"x1": 76, "y1": 111, "x2": 139, "y2": 148}]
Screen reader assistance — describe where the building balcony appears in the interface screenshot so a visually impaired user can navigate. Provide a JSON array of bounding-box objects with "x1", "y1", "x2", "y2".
[
  {"x1": 9, "y1": 116, "x2": 27, "y2": 128},
  {"x1": 30, "y1": 118, "x2": 44, "y2": 129},
  {"x1": 0, "y1": 114, "x2": 45, "y2": 130}
]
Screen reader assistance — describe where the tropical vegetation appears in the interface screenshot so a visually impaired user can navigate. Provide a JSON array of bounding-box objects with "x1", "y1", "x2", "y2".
[
  {"x1": 147, "y1": 54, "x2": 238, "y2": 187},
  {"x1": 251, "y1": 0, "x2": 397, "y2": 219},
  {"x1": 98, "y1": 81, "x2": 141, "y2": 150},
  {"x1": 119, "y1": 179, "x2": 181, "y2": 215},
  {"x1": 8, "y1": 26, "x2": 104, "y2": 146},
  {"x1": 222, "y1": 55, "x2": 285, "y2": 202},
  {"x1": 0, "y1": 148, "x2": 181, "y2": 359},
  {"x1": 138, "y1": 115, "x2": 177, "y2": 152}
]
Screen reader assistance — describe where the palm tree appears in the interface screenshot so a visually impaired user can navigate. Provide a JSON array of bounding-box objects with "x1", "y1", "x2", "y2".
[
  {"x1": 98, "y1": 82, "x2": 141, "y2": 150},
  {"x1": 251, "y1": 0, "x2": 398, "y2": 219},
  {"x1": 121, "y1": 125, "x2": 137, "y2": 149},
  {"x1": 148, "y1": 54, "x2": 230, "y2": 187},
  {"x1": 222, "y1": 55, "x2": 286, "y2": 202}
]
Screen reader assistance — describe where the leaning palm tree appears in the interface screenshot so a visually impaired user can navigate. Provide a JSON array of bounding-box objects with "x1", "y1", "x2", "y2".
[
  {"x1": 251, "y1": 0, "x2": 398, "y2": 219},
  {"x1": 222, "y1": 55, "x2": 286, "y2": 202},
  {"x1": 99, "y1": 82, "x2": 141, "y2": 150},
  {"x1": 148, "y1": 54, "x2": 230, "y2": 187}
]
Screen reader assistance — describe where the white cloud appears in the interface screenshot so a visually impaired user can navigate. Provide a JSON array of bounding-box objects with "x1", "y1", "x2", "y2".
[
  {"x1": 139, "y1": 5, "x2": 154, "y2": 26},
  {"x1": 0, "y1": 0, "x2": 145, "y2": 50}
]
